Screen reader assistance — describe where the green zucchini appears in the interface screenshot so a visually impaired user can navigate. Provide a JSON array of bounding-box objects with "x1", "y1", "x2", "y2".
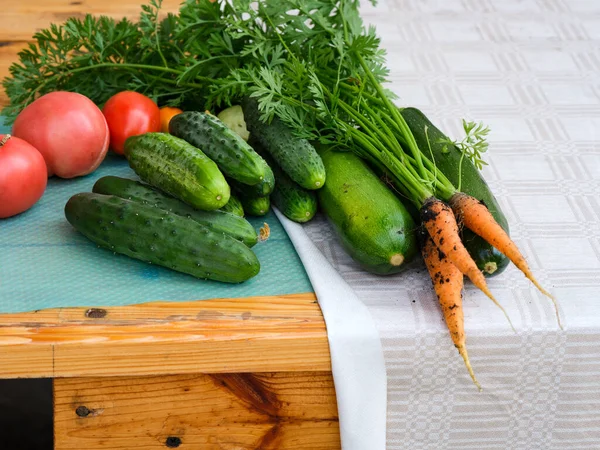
[
  {"x1": 65, "y1": 193, "x2": 260, "y2": 283},
  {"x1": 169, "y1": 111, "x2": 266, "y2": 186},
  {"x1": 242, "y1": 98, "x2": 326, "y2": 190},
  {"x1": 262, "y1": 152, "x2": 317, "y2": 223},
  {"x1": 318, "y1": 147, "x2": 418, "y2": 275},
  {"x1": 124, "y1": 133, "x2": 229, "y2": 211},
  {"x1": 92, "y1": 176, "x2": 258, "y2": 247},
  {"x1": 401, "y1": 107, "x2": 510, "y2": 276},
  {"x1": 220, "y1": 194, "x2": 245, "y2": 217}
]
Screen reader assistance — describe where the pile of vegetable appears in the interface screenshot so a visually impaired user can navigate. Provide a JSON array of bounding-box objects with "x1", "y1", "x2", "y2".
[{"x1": 0, "y1": 0, "x2": 561, "y2": 388}]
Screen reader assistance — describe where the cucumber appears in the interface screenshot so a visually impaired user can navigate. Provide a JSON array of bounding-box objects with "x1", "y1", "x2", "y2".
[
  {"x1": 93, "y1": 176, "x2": 258, "y2": 247},
  {"x1": 220, "y1": 193, "x2": 244, "y2": 217},
  {"x1": 169, "y1": 111, "x2": 266, "y2": 186},
  {"x1": 262, "y1": 152, "x2": 317, "y2": 223},
  {"x1": 401, "y1": 107, "x2": 510, "y2": 276},
  {"x1": 235, "y1": 189, "x2": 271, "y2": 217},
  {"x1": 242, "y1": 98, "x2": 326, "y2": 190},
  {"x1": 318, "y1": 147, "x2": 418, "y2": 275},
  {"x1": 228, "y1": 160, "x2": 275, "y2": 197},
  {"x1": 124, "y1": 133, "x2": 229, "y2": 211},
  {"x1": 65, "y1": 193, "x2": 260, "y2": 283}
]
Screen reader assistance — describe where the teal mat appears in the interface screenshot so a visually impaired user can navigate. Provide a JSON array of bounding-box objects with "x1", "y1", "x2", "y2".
[{"x1": 0, "y1": 118, "x2": 312, "y2": 313}]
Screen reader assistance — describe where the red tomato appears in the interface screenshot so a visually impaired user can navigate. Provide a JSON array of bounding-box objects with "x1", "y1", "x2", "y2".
[
  {"x1": 102, "y1": 92, "x2": 161, "y2": 155},
  {"x1": 12, "y1": 92, "x2": 109, "y2": 179},
  {"x1": 0, "y1": 135, "x2": 47, "y2": 218}
]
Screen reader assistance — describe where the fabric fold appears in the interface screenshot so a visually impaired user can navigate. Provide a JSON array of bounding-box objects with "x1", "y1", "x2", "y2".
[{"x1": 274, "y1": 208, "x2": 387, "y2": 450}]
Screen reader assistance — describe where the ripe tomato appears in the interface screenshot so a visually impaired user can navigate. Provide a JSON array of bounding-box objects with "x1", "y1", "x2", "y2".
[
  {"x1": 12, "y1": 92, "x2": 109, "y2": 178},
  {"x1": 0, "y1": 135, "x2": 47, "y2": 218},
  {"x1": 160, "y1": 106, "x2": 183, "y2": 133},
  {"x1": 103, "y1": 92, "x2": 161, "y2": 155}
]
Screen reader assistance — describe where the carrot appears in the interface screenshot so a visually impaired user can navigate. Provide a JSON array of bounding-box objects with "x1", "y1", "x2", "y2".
[
  {"x1": 422, "y1": 233, "x2": 481, "y2": 390},
  {"x1": 421, "y1": 197, "x2": 515, "y2": 331},
  {"x1": 449, "y1": 192, "x2": 562, "y2": 329}
]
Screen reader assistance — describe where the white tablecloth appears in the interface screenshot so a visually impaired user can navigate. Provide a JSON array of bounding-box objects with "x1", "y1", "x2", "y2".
[{"x1": 291, "y1": 0, "x2": 600, "y2": 448}]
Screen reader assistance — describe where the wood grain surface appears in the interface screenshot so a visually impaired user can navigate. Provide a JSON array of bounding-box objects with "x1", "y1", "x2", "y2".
[
  {"x1": 54, "y1": 372, "x2": 340, "y2": 449},
  {"x1": 0, "y1": 0, "x2": 182, "y2": 107},
  {"x1": 0, "y1": 294, "x2": 331, "y2": 379}
]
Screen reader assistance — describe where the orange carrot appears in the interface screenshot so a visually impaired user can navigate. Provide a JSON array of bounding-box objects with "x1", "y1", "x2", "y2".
[
  {"x1": 422, "y1": 233, "x2": 481, "y2": 390},
  {"x1": 450, "y1": 192, "x2": 562, "y2": 329},
  {"x1": 421, "y1": 197, "x2": 515, "y2": 331}
]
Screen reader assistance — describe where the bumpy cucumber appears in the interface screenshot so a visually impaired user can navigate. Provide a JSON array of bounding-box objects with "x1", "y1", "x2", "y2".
[
  {"x1": 318, "y1": 147, "x2": 418, "y2": 275},
  {"x1": 169, "y1": 111, "x2": 266, "y2": 186},
  {"x1": 93, "y1": 176, "x2": 257, "y2": 247},
  {"x1": 64, "y1": 193, "x2": 260, "y2": 283},
  {"x1": 261, "y1": 152, "x2": 316, "y2": 223},
  {"x1": 228, "y1": 159, "x2": 275, "y2": 197},
  {"x1": 401, "y1": 107, "x2": 510, "y2": 277},
  {"x1": 124, "y1": 133, "x2": 229, "y2": 211},
  {"x1": 220, "y1": 194, "x2": 245, "y2": 217},
  {"x1": 235, "y1": 189, "x2": 271, "y2": 217},
  {"x1": 243, "y1": 98, "x2": 326, "y2": 190}
]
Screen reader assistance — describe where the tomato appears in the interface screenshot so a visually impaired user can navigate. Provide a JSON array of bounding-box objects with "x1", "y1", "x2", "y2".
[
  {"x1": 102, "y1": 92, "x2": 161, "y2": 154},
  {"x1": 0, "y1": 135, "x2": 47, "y2": 218},
  {"x1": 159, "y1": 106, "x2": 183, "y2": 133},
  {"x1": 12, "y1": 92, "x2": 110, "y2": 178}
]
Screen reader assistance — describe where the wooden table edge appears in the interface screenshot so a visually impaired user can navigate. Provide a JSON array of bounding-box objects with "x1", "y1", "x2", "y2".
[{"x1": 0, "y1": 292, "x2": 332, "y2": 378}]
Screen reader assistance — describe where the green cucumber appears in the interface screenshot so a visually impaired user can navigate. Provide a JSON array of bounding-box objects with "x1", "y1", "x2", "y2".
[
  {"x1": 92, "y1": 176, "x2": 258, "y2": 247},
  {"x1": 401, "y1": 107, "x2": 510, "y2": 277},
  {"x1": 235, "y1": 190, "x2": 271, "y2": 217},
  {"x1": 242, "y1": 98, "x2": 326, "y2": 190},
  {"x1": 65, "y1": 193, "x2": 260, "y2": 283},
  {"x1": 220, "y1": 194, "x2": 245, "y2": 217},
  {"x1": 318, "y1": 147, "x2": 418, "y2": 275},
  {"x1": 228, "y1": 160, "x2": 275, "y2": 197},
  {"x1": 124, "y1": 132, "x2": 229, "y2": 211},
  {"x1": 262, "y1": 153, "x2": 317, "y2": 223},
  {"x1": 169, "y1": 111, "x2": 266, "y2": 186}
]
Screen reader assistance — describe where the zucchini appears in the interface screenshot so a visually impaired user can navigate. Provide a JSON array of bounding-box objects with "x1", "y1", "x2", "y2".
[
  {"x1": 219, "y1": 193, "x2": 245, "y2": 217},
  {"x1": 169, "y1": 111, "x2": 266, "y2": 186},
  {"x1": 242, "y1": 98, "x2": 326, "y2": 190},
  {"x1": 92, "y1": 176, "x2": 258, "y2": 247},
  {"x1": 262, "y1": 152, "x2": 317, "y2": 223},
  {"x1": 124, "y1": 133, "x2": 229, "y2": 211},
  {"x1": 318, "y1": 147, "x2": 418, "y2": 275},
  {"x1": 401, "y1": 107, "x2": 510, "y2": 276},
  {"x1": 65, "y1": 193, "x2": 260, "y2": 283}
]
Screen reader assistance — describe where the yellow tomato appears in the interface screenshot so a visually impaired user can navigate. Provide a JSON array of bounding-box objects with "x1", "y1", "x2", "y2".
[{"x1": 159, "y1": 107, "x2": 183, "y2": 133}]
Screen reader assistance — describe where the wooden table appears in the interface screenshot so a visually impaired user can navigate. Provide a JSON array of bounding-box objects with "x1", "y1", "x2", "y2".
[{"x1": 0, "y1": 2, "x2": 339, "y2": 448}]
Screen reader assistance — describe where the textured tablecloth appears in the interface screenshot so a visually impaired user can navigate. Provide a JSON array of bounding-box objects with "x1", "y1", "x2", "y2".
[{"x1": 303, "y1": 0, "x2": 600, "y2": 448}]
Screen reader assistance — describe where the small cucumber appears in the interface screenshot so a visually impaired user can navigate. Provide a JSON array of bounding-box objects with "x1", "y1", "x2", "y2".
[
  {"x1": 65, "y1": 193, "x2": 260, "y2": 283},
  {"x1": 401, "y1": 107, "x2": 510, "y2": 277},
  {"x1": 169, "y1": 111, "x2": 266, "y2": 186},
  {"x1": 124, "y1": 133, "x2": 229, "y2": 211},
  {"x1": 228, "y1": 159, "x2": 275, "y2": 197},
  {"x1": 93, "y1": 176, "x2": 257, "y2": 247},
  {"x1": 242, "y1": 98, "x2": 326, "y2": 190},
  {"x1": 262, "y1": 152, "x2": 317, "y2": 223},
  {"x1": 318, "y1": 147, "x2": 418, "y2": 275},
  {"x1": 220, "y1": 194, "x2": 245, "y2": 217},
  {"x1": 235, "y1": 189, "x2": 271, "y2": 217}
]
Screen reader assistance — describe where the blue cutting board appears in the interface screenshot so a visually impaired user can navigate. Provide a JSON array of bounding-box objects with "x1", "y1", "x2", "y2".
[{"x1": 0, "y1": 118, "x2": 312, "y2": 314}]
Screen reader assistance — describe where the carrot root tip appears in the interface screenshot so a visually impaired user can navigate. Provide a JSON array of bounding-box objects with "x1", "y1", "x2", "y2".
[{"x1": 458, "y1": 345, "x2": 482, "y2": 391}]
